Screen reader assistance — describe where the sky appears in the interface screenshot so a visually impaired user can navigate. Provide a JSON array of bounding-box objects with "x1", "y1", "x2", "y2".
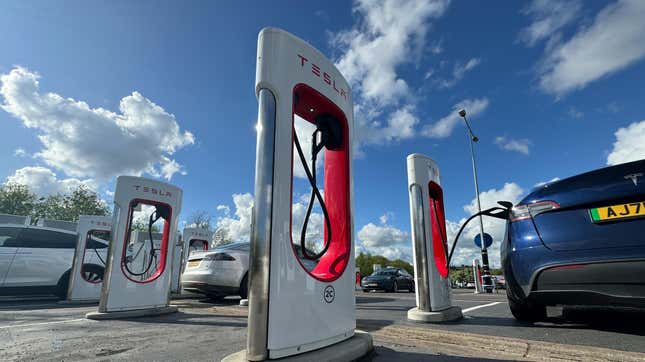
[{"x1": 1, "y1": 0, "x2": 644, "y2": 267}]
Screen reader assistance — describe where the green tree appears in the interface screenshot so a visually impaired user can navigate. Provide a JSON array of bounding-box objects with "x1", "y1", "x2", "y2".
[
  {"x1": 32, "y1": 186, "x2": 108, "y2": 222},
  {"x1": 355, "y1": 252, "x2": 413, "y2": 277},
  {"x1": 187, "y1": 210, "x2": 213, "y2": 229},
  {"x1": 0, "y1": 183, "x2": 38, "y2": 216}
]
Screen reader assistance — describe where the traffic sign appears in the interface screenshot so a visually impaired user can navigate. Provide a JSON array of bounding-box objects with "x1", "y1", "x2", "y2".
[{"x1": 474, "y1": 233, "x2": 493, "y2": 248}]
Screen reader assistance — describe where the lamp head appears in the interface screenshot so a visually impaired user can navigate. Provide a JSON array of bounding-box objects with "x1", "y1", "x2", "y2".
[{"x1": 458, "y1": 109, "x2": 466, "y2": 118}]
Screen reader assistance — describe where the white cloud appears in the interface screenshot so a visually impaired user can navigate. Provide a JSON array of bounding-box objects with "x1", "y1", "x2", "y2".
[
  {"x1": 421, "y1": 98, "x2": 489, "y2": 138},
  {"x1": 448, "y1": 182, "x2": 525, "y2": 267},
  {"x1": 4, "y1": 166, "x2": 96, "y2": 196},
  {"x1": 606, "y1": 120, "x2": 645, "y2": 166},
  {"x1": 379, "y1": 212, "x2": 393, "y2": 225},
  {"x1": 0, "y1": 66, "x2": 194, "y2": 181},
  {"x1": 567, "y1": 107, "x2": 583, "y2": 119},
  {"x1": 332, "y1": 0, "x2": 450, "y2": 147},
  {"x1": 215, "y1": 192, "x2": 326, "y2": 246},
  {"x1": 537, "y1": 0, "x2": 645, "y2": 95},
  {"x1": 13, "y1": 148, "x2": 27, "y2": 157},
  {"x1": 494, "y1": 136, "x2": 531, "y2": 155},
  {"x1": 293, "y1": 115, "x2": 323, "y2": 179},
  {"x1": 437, "y1": 58, "x2": 481, "y2": 89},
  {"x1": 357, "y1": 222, "x2": 409, "y2": 248},
  {"x1": 518, "y1": 0, "x2": 581, "y2": 47},
  {"x1": 216, "y1": 193, "x2": 254, "y2": 243}
]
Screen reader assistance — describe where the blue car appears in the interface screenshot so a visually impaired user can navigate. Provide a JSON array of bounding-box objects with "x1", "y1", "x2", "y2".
[{"x1": 501, "y1": 159, "x2": 645, "y2": 321}]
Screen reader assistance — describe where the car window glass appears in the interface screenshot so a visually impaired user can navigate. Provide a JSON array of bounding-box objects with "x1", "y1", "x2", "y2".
[
  {"x1": 0, "y1": 227, "x2": 22, "y2": 247},
  {"x1": 18, "y1": 228, "x2": 77, "y2": 249}
]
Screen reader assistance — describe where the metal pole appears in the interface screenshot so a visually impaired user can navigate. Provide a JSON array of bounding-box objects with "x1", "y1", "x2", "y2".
[{"x1": 460, "y1": 111, "x2": 492, "y2": 293}]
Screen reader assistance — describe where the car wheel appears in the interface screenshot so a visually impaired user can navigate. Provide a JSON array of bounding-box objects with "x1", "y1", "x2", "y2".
[
  {"x1": 362, "y1": 289, "x2": 370, "y2": 293},
  {"x1": 239, "y1": 273, "x2": 249, "y2": 299},
  {"x1": 409, "y1": 282, "x2": 415, "y2": 293},
  {"x1": 55, "y1": 271, "x2": 71, "y2": 300},
  {"x1": 507, "y1": 290, "x2": 546, "y2": 322},
  {"x1": 391, "y1": 281, "x2": 398, "y2": 293},
  {"x1": 81, "y1": 264, "x2": 104, "y2": 284}
]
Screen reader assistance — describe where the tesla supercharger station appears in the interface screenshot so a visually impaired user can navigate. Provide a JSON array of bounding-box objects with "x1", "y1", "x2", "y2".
[
  {"x1": 65, "y1": 215, "x2": 112, "y2": 303},
  {"x1": 182, "y1": 227, "x2": 211, "y2": 260},
  {"x1": 473, "y1": 259, "x2": 484, "y2": 293},
  {"x1": 86, "y1": 176, "x2": 182, "y2": 319},
  {"x1": 406, "y1": 154, "x2": 463, "y2": 322},
  {"x1": 224, "y1": 28, "x2": 372, "y2": 362}
]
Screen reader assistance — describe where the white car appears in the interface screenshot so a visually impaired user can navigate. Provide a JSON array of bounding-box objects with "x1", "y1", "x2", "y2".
[
  {"x1": 181, "y1": 242, "x2": 318, "y2": 299},
  {"x1": 0, "y1": 224, "x2": 107, "y2": 299}
]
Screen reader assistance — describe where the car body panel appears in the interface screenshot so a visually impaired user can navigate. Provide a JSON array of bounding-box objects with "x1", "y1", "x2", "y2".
[
  {"x1": 502, "y1": 160, "x2": 645, "y2": 307},
  {"x1": 0, "y1": 225, "x2": 107, "y2": 296},
  {"x1": 0, "y1": 226, "x2": 21, "y2": 286},
  {"x1": 181, "y1": 244, "x2": 249, "y2": 296},
  {"x1": 360, "y1": 268, "x2": 414, "y2": 291}
]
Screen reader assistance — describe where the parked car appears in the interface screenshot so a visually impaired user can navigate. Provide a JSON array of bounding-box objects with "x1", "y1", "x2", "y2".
[
  {"x1": 181, "y1": 242, "x2": 318, "y2": 299},
  {"x1": 0, "y1": 225, "x2": 107, "y2": 299},
  {"x1": 501, "y1": 159, "x2": 645, "y2": 321},
  {"x1": 361, "y1": 267, "x2": 414, "y2": 293}
]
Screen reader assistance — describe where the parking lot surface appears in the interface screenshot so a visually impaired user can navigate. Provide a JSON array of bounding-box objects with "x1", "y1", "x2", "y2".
[{"x1": 1, "y1": 289, "x2": 644, "y2": 361}]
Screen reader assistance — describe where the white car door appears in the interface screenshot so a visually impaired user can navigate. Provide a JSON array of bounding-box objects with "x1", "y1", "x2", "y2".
[
  {"x1": 4, "y1": 228, "x2": 76, "y2": 288},
  {"x1": 0, "y1": 226, "x2": 21, "y2": 288}
]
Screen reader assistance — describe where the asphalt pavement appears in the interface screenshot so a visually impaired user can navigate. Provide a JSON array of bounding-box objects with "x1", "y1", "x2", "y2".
[{"x1": 0, "y1": 289, "x2": 644, "y2": 361}]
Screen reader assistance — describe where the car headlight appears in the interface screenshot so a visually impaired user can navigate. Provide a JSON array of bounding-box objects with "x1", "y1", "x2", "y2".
[{"x1": 204, "y1": 253, "x2": 236, "y2": 261}]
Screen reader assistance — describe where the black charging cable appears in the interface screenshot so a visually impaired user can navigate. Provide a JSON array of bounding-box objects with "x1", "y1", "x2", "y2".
[
  {"x1": 123, "y1": 209, "x2": 161, "y2": 276},
  {"x1": 294, "y1": 127, "x2": 333, "y2": 260}
]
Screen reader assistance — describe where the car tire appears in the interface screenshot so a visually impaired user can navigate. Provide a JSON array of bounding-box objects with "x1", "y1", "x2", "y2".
[
  {"x1": 390, "y1": 281, "x2": 398, "y2": 293},
  {"x1": 239, "y1": 273, "x2": 249, "y2": 299},
  {"x1": 81, "y1": 264, "x2": 105, "y2": 284},
  {"x1": 55, "y1": 271, "x2": 71, "y2": 300},
  {"x1": 409, "y1": 283, "x2": 415, "y2": 293},
  {"x1": 362, "y1": 289, "x2": 369, "y2": 293},
  {"x1": 507, "y1": 291, "x2": 546, "y2": 322}
]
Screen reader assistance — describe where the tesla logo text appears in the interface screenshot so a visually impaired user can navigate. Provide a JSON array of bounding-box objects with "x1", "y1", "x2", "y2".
[
  {"x1": 132, "y1": 185, "x2": 172, "y2": 197},
  {"x1": 323, "y1": 285, "x2": 335, "y2": 303},
  {"x1": 297, "y1": 54, "x2": 347, "y2": 101},
  {"x1": 624, "y1": 173, "x2": 642, "y2": 186}
]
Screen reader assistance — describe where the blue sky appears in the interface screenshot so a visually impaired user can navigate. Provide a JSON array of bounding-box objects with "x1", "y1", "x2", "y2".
[{"x1": 1, "y1": 0, "x2": 644, "y2": 266}]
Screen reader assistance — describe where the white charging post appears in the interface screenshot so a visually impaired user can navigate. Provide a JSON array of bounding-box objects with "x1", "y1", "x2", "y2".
[
  {"x1": 406, "y1": 154, "x2": 463, "y2": 322},
  {"x1": 86, "y1": 176, "x2": 182, "y2": 319},
  {"x1": 473, "y1": 259, "x2": 484, "y2": 294},
  {"x1": 224, "y1": 28, "x2": 372, "y2": 362},
  {"x1": 64, "y1": 215, "x2": 112, "y2": 303}
]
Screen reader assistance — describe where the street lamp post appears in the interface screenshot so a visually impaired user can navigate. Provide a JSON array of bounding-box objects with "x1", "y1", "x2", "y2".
[{"x1": 458, "y1": 109, "x2": 492, "y2": 293}]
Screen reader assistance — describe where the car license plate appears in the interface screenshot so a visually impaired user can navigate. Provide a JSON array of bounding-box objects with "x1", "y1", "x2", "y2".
[
  {"x1": 590, "y1": 201, "x2": 645, "y2": 223},
  {"x1": 368, "y1": 283, "x2": 378, "y2": 287},
  {"x1": 188, "y1": 260, "x2": 201, "y2": 268}
]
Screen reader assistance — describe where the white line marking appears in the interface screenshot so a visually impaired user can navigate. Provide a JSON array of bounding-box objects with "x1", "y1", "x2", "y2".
[
  {"x1": 453, "y1": 299, "x2": 507, "y2": 303},
  {"x1": 461, "y1": 302, "x2": 502, "y2": 313},
  {"x1": 0, "y1": 318, "x2": 86, "y2": 329}
]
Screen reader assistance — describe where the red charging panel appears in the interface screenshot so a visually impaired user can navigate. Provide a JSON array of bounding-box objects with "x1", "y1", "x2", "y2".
[
  {"x1": 291, "y1": 83, "x2": 351, "y2": 282},
  {"x1": 120, "y1": 199, "x2": 171, "y2": 284},
  {"x1": 428, "y1": 181, "x2": 449, "y2": 278}
]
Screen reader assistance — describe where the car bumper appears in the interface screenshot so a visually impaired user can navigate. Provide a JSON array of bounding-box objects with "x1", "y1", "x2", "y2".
[
  {"x1": 181, "y1": 281, "x2": 238, "y2": 296},
  {"x1": 361, "y1": 281, "x2": 390, "y2": 290}
]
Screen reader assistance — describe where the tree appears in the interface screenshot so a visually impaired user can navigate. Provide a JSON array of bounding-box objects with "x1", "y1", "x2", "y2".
[
  {"x1": 0, "y1": 183, "x2": 38, "y2": 216},
  {"x1": 212, "y1": 227, "x2": 233, "y2": 247},
  {"x1": 32, "y1": 186, "x2": 108, "y2": 222},
  {"x1": 187, "y1": 210, "x2": 212, "y2": 229},
  {"x1": 355, "y1": 252, "x2": 413, "y2": 278}
]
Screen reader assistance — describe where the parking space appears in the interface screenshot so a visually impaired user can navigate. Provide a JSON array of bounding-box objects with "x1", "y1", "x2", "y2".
[{"x1": 1, "y1": 290, "x2": 644, "y2": 361}]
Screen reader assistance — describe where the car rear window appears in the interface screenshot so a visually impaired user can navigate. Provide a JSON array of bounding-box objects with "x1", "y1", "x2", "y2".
[{"x1": 18, "y1": 228, "x2": 77, "y2": 249}]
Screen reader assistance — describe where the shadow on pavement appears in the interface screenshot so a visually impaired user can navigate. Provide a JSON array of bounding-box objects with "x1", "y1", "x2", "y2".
[
  {"x1": 362, "y1": 347, "x2": 513, "y2": 361},
  {"x1": 356, "y1": 296, "x2": 397, "y2": 304},
  {"x1": 112, "y1": 311, "x2": 248, "y2": 328},
  {"x1": 356, "y1": 318, "x2": 395, "y2": 332}
]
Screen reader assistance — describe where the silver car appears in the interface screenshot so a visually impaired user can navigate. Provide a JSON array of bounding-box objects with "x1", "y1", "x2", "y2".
[
  {"x1": 181, "y1": 242, "x2": 318, "y2": 299},
  {"x1": 0, "y1": 224, "x2": 107, "y2": 299}
]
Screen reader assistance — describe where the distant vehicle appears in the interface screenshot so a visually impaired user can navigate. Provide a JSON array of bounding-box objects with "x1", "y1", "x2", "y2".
[
  {"x1": 361, "y1": 267, "x2": 414, "y2": 293},
  {"x1": 466, "y1": 282, "x2": 475, "y2": 289},
  {"x1": 502, "y1": 159, "x2": 645, "y2": 321},
  {"x1": 181, "y1": 242, "x2": 318, "y2": 299},
  {"x1": 493, "y1": 276, "x2": 506, "y2": 290},
  {"x1": 0, "y1": 225, "x2": 107, "y2": 299}
]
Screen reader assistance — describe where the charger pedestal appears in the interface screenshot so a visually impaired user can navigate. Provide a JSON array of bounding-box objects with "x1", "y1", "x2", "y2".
[
  {"x1": 223, "y1": 331, "x2": 372, "y2": 362},
  {"x1": 406, "y1": 154, "x2": 462, "y2": 323}
]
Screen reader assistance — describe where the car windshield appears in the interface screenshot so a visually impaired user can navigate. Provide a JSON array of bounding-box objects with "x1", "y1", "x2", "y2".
[{"x1": 373, "y1": 270, "x2": 397, "y2": 276}]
